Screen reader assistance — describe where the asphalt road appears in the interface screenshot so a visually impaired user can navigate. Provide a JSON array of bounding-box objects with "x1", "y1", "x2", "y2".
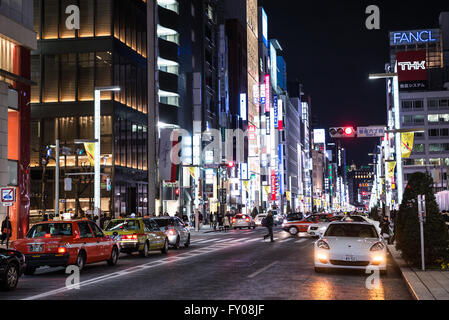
[{"x1": 2, "y1": 227, "x2": 412, "y2": 300}]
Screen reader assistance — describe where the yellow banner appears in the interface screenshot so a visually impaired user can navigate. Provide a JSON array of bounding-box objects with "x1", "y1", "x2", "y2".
[
  {"x1": 387, "y1": 161, "x2": 396, "y2": 179},
  {"x1": 188, "y1": 167, "x2": 196, "y2": 179},
  {"x1": 286, "y1": 191, "x2": 291, "y2": 201},
  {"x1": 84, "y1": 143, "x2": 95, "y2": 166},
  {"x1": 401, "y1": 132, "x2": 415, "y2": 158},
  {"x1": 243, "y1": 181, "x2": 250, "y2": 192},
  {"x1": 264, "y1": 186, "x2": 270, "y2": 195}
]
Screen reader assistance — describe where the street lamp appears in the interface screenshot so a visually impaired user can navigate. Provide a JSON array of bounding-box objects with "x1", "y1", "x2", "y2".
[{"x1": 94, "y1": 86, "x2": 120, "y2": 220}]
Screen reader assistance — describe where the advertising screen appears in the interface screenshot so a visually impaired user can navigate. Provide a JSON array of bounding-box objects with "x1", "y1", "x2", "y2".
[{"x1": 396, "y1": 50, "x2": 427, "y2": 90}]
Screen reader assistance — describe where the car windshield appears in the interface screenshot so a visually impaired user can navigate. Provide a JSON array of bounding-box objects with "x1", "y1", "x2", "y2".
[
  {"x1": 27, "y1": 223, "x2": 73, "y2": 238},
  {"x1": 286, "y1": 213, "x2": 302, "y2": 221},
  {"x1": 153, "y1": 219, "x2": 173, "y2": 227},
  {"x1": 104, "y1": 219, "x2": 140, "y2": 231},
  {"x1": 324, "y1": 224, "x2": 378, "y2": 238}
]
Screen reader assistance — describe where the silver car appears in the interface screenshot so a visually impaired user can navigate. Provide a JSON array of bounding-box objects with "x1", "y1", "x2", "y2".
[
  {"x1": 232, "y1": 214, "x2": 256, "y2": 230},
  {"x1": 153, "y1": 217, "x2": 191, "y2": 249}
]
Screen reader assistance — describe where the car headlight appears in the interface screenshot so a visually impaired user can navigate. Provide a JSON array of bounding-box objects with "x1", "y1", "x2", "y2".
[
  {"x1": 317, "y1": 240, "x2": 330, "y2": 250},
  {"x1": 370, "y1": 242, "x2": 385, "y2": 252}
]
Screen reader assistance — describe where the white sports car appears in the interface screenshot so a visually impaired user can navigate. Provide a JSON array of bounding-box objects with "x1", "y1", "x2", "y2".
[{"x1": 314, "y1": 222, "x2": 387, "y2": 275}]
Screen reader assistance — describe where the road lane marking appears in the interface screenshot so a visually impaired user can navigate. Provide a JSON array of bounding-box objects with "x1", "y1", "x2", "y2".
[
  {"x1": 296, "y1": 239, "x2": 308, "y2": 244},
  {"x1": 247, "y1": 262, "x2": 278, "y2": 279},
  {"x1": 280, "y1": 238, "x2": 294, "y2": 243},
  {"x1": 195, "y1": 239, "x2": 217, "y2": 244}
]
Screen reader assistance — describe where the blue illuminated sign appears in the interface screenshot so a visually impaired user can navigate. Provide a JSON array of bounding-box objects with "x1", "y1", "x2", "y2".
[
  {"x1": 273, "y1": 95, "x2": 279, "y2": 129},
  {"x1": 390, "y1": 29, "x2": 440, "y2": 46}
]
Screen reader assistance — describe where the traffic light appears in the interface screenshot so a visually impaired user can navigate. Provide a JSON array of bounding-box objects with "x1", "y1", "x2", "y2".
[
  {"x1": 175, "y1": 188, "x2": 180, "y2": 199},
  {"x1": 227, "y1": 161, "x2": 235, "y2": 168},
  {"x1": 329, "y1": 127, "x2": 356, "y2": 138}
]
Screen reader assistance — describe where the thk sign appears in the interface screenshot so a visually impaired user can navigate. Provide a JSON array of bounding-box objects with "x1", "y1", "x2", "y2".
[{"x1": 1, "y1": 187, "x2": 16, "y2": 206}]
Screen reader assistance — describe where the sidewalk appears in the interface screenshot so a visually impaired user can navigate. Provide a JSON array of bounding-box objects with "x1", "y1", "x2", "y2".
[{"x1": 388, "y1": 245, "x2": 449, "y2": 300}]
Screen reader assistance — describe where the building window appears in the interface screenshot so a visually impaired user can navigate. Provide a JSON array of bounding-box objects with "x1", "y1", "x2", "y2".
[
  {"x1": 43, "y1": 54, "x2": 59, "y2": 102},
  {"x1": 78, "y1": 53, "x2": 95, "y2": 101},
  {"x1": 60, "y1": 53, "x2": 76, "y2": 102},
  {"x1": 43, "y1": 0, "x2": 58, "y2": 39},
  {"x1": 79, "y1": 0, "x2": 94, "y2": 37},
  {"x1": 95, "y1": 0, "x2": 112, "y2": 36}
]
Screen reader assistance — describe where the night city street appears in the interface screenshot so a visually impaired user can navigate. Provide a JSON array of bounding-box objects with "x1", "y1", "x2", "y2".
[
  {"x1": 3, "y1": 0, "x2": 449, "y2": 315},
  {"x1": 2, "y1": 228, "x2": 411, "y2": 300}
]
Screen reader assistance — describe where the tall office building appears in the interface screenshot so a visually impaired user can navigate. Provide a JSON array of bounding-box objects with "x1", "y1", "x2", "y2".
[
  {"x1": 30, "y1": 0, "x2": 151, "y2": 218},
  {"x1": 0, "y1": 0, "x2": 36, "y2": 239}
]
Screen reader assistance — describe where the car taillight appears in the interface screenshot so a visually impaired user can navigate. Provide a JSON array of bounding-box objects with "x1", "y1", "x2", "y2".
[
  {"x1": 168, "y1": 229, "x2": 175, "y2": 236},
  {"x1": 232, "y1": 218, "x2": 236, "y2": 223},
  {"x1": 57, "y1": 247, "x2": 67, "y2": 254},
  {"x1": 44, "y1": 234, "x2": 51, "y2": 238},
  {"x1": 245, "y1": 218, "x2": 250, "y2": 222},
  {"x1": 124, "y1": 234, "x2": 138, "y2": 240}
]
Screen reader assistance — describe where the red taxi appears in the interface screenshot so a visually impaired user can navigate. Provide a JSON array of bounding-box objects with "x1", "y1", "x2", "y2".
[
  {"x1": 11, "y1": 220, "x2": 119, "y2": 275},
  {"x1": 282, "y1": 214, "x2": 335, "y2": 236}
]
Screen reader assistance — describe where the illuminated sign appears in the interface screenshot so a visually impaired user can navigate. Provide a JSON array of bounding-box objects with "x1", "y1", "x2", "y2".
[
  {"x1": 271, "y1": 170, "x2": 276, "y2": 201},
  {"x1": 240, "y1": 93, "x2": 247, "y2": 121},
  {"x1": 390, "y1": 29, "x2": 439, "y2": 46},
  {"x1": 262, "y1": 9, "x2": 268, "y2": 48},
  {"x1": 273, "y1": 95, "x2": 278, "y2": 128},
  {"x1": 260, "y1": 84, "x2": 266, "y2": 105},
  {"x1": 264, "y1": 74, "x2": 270, "y2": 113},
  {"x1": 278, "y1": 98, "x2": 283, "y2": 130},
  {"x1": 253, "y1": 84, "x2": 259, "y2": 105},
  {"x1": 396, "y1": 50, "x2": 427, "y2": 90},
  {"x1": 266, "y1": 115, "x2": 271, "y2": 136},
  {"x1": 313, "y1": 129, "x2": 326, "y2": 144},
  {"x1": 248, "y1": 125, "x2": 257, "y2": 140},
  {"x1": 240, "y1": 163, "x2": 249, "y2": 180}
]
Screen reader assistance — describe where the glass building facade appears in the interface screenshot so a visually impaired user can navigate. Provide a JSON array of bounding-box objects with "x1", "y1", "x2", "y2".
[{"x1": 30, "y1": 0, "x2": 149, "y2": 219}]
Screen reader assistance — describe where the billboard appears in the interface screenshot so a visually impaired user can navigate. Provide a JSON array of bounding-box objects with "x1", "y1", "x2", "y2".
[
  {"x1": 262, "y1": 9, "x2": 268, "y2": 48},
  {"x1": 313, "y1": 129, "x2": 326, "y2": 144},
  {"x1": 396, "y1": 50, "x2": 427, "y2": 90}
]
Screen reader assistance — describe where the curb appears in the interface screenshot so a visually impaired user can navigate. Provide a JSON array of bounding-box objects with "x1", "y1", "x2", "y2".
[{"x1": 387, "y1": 245, "x2": 434, "y2": 300}]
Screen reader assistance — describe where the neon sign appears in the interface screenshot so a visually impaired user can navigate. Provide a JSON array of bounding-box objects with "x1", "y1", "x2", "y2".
[{"x1": 390, "y1": 29, "x2": 439, "y2": 46}]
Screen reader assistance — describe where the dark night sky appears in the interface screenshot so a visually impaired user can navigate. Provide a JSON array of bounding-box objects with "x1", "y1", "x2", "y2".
[{"x1": 259, "y1": 0, "x2": 449, "y2": 166}]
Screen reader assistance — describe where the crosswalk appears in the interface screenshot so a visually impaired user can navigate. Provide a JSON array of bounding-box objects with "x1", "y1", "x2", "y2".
[{"x1": 190, "y1": 233, "x2": 311, "y2": 246}]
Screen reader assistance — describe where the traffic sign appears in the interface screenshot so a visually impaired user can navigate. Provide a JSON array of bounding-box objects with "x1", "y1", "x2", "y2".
[
  {"x1": 357, "y1": 126, "x2": 386, "y2": 138},
  {"x1": 1, "y1": 187, "x2": 16, "y2": 206}
]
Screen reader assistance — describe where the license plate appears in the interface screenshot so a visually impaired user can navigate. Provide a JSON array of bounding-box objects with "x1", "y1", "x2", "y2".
[
  {"x1": 30, "y1": 244, "x2": 43, "y2": 252},
  {"x1": 345, "y1": 255, "x2": 357, "y2": 262}
]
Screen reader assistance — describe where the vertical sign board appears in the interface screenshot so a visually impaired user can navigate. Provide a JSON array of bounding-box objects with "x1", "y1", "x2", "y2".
[
  {"x1": 1, "y1": 187, "x2": 16, "y2": 206},
  {"x1": 278, "y1": 98, "x2": 284, "y2": 130},
  {"x1": 264, "y1": 75, "x2": 270, "y2": 113},
  {"x1": 271, "y1": 170, "x2": 277, "y2": 201},
  {"x1": 240, "y1": 93, "x2": 247, "y2": 121},
  {"x1": 273, "y1": 95, "x2": 279, "y2": 129},
  {"x1": 396, "y1": 50, "x2": 427, "y2": 90}
]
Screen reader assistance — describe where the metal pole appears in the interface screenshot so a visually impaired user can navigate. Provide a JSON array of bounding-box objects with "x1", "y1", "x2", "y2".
[
  {"x1": 418, "y1": 195, "x2": 426, "y2": 271},
  {"x1": 55, "y1": 139, "x2": 60, "y2": 217},
  {"x1": 94, "y1": 90, "x2": 101, "y2": 221}
]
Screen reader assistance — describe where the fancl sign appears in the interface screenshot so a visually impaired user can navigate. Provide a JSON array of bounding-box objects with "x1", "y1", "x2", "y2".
[{"x1": 390, "y1": 29, "x2": 440, "y2": 46}]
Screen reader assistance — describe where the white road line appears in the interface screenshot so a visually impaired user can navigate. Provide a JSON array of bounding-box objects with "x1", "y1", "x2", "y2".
[
  {"x1": 247, "y1": 261, "x2": 278, "y2": 279},
  {"x1": 229, "y1": 238, "x2": 251, "y2": 243},
  {"x1": 215, "y1": 239, "x2": 235, "y2": 243},
  {"x1": 296, "y1": 239, "x2": 308, "y2": 244},
  {"x1": 280, "y1": 238, "x2": 294, "y2": 243},
  {"x1": 195, "y1": 239, "x2": 217, "y2": 244}
]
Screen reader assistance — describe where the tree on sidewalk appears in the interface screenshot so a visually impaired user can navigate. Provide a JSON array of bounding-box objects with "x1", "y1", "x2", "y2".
[{"x1": 396, "y1": 172, "x2": 449, "y2": 266}]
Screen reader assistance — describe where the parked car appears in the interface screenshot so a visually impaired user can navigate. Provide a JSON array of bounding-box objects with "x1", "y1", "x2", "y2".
[
  {"x1": 314, "y1": 222, "x2": 387, "y2": 275},
  {"x1": 152, "y1": 216, "x2": 191, "y2": 249},
  {"x1": 232, "y1": 214, "x2": 256, "y2": 229},
  {"x1": 11, "y1": 220, "x2": 119, "y2": 274},
  {"x1": 254, "y1": 214, "x2": 267, "y2": 227},
  {"x1": 103, "y1": 218, "x2": 169, "y2": 257},
  {"x1": 0, "y1": 248, "x2": 25, "y2": 291},
  {"x1": 283, "y1": 214, "x2": 334, "y2": 236}
]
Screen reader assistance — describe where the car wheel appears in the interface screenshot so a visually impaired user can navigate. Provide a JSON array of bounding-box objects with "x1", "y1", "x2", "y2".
[
  {"x1": 107, "y1": 246, "x2": 119, "y2": 266},
  {"x1": 184, "y1": 234, "x2": 191, "y2": 248},
  {"x1": 289, "y1": 227, "x2": 299, "y2": 236},
  {"x1": 1, "y1": 263, "x2": 19, "y2": 291},
  {"x1": 75, "y1": 251, "x2": 86, "y2": 271},
  {"x1": 139, "y1": 241, "x2": 150, "y2": 258},
  {"x1": 173, "y1": 236, "x2": 180, "y2": 250},
  {"x1": 161, "y1": 239, "x2": 169, "y2": 254},
  {"x1": 24, "y1": 266, "x2": 36, "y2": 276}
]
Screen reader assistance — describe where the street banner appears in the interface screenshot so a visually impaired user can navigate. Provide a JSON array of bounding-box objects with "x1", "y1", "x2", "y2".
[
  {"x1": 387, "y1": 161, "x2": 397, "y2": 179},
  {"x1": 84, "y1": 143, "x2": 95, "y2": 166},
  {"x1": 286, "y1": 191, "x2": 291, "y2": 202},
  {"x1": 243, "y1": 181, "x2": 250, "y2": 192},
  {"x1": 401, "y1": 132, "x2": 415, "y2": 158},
  {"x1": 188, "y1": 167, "x2": 196, "y2": 179},
  {"x1": 159, "y1": 128, "x2": 176, "y2": 181},
  {"x1": 264, "y1": 186, "x2": 270, "y2": 196}
]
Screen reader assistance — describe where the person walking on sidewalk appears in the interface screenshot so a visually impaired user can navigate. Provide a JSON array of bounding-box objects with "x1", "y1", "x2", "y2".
[
  {"x1": 263, "y1": 211, "x2": 275, "y2": 242},
  {"x1": 223, "y1": 214, "x2": 231, "y2": 232},
  {"x1": 1, "y1": 216, "x2": 12, "y2": 248}
]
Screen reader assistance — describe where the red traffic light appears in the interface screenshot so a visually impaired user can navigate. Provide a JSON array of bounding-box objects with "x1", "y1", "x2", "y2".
[
  {"x1": 175, "y1": 188, "x2": 180, "y2": 196},
  {"x1": 227, "y1": 161, "x2": 235, "y2": 168},
  {"x1": 344, "y1": 127, "x2": 354, "y2": 135}
]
